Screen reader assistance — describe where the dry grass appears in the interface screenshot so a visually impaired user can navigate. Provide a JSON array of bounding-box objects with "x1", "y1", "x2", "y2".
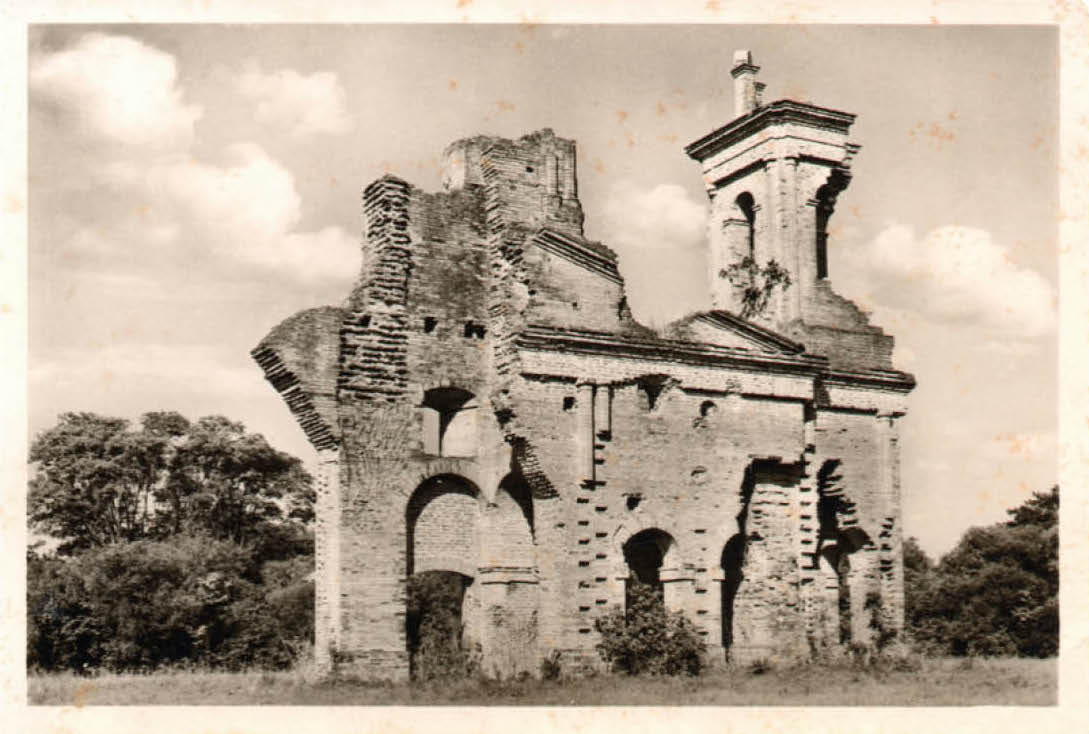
[{"x1": 28, "y1": 656, "x2": 1055, "y2": 707}]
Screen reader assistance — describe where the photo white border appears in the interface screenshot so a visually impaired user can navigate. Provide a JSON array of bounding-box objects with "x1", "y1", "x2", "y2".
[{"x1": 2, "y1": 1, "x2": 1086, "y2": 732}]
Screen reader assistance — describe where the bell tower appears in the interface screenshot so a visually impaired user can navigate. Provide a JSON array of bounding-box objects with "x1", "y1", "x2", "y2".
[
  {"x1": 685, "y1": 51, "x2": 893, "y2": 371},
  {"x1": 686, "y1": 50, "x2": 859, "y2": 325}
]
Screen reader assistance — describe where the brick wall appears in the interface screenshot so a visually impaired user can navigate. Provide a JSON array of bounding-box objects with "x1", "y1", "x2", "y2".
[{"x1": 253, "y1": 125, "x2": 914, "y2": 681}]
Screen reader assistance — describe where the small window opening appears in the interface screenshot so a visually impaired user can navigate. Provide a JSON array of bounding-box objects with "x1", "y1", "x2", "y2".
[
  {"x1": 699, "y1": 400, "x2": 716, "y2": 418},
  {"x1": 562, "y1": 396, "x2": 576, "y2": 411},
  {"x1": 626, "y1": 494, "x2": 642, "y2": 511},
  {"x1": 358, "y1": 314, "x2": 372, "y2": 328},
  {"x1": 525, "y1": 165, "x2": 534, "y2": 173},
  {"x1": 463, "y1": 321, "x2": 486, "y2": 339},
  {"x1": 423, "y1": 316, "x2": 437, "y2": 333}
]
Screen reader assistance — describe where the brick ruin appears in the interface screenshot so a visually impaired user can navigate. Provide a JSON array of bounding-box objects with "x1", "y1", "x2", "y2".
[{"x1": 253, "y1": 51, "x2": 915, "y2": 680}]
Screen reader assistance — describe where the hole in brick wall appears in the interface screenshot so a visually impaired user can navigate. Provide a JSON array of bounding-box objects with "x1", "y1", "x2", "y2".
[
  {"x1": 526, "y1": 165, "x2": 535, "y2": 173},
  {"x1": 463, "y1": 321, "x2": 486, "y2": 339},
  {"x1": 699, "y1": 400, "x2": 716, "y2": 418},
  {"x1": 571, "y1": 301, "x2": 580, "y2": 310},
  {"x1": 563, "y1": 396, "x2": 576, "y2": 411},
  {"x1": 358, "y1": 314, "x2": 371, "y2": 327},
  {"x1": 626, "y1": 495, "x2": 642, "y2": 511},
  {"x1": 423, "y1": 316, "x2": 437, "y2": 333},
  {"x1": 528, "y1": 288, "x2": 537, "y2": 297}
]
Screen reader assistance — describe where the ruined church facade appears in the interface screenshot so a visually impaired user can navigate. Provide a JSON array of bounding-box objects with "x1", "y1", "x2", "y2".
[{"x1": 254, "y1": 52, "x2": 915, "y2": 680}]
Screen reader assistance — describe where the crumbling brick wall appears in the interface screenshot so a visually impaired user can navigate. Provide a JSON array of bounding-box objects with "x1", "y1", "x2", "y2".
[{"x1": 255, "y1": 85, "x2": 914, "y2": 679}]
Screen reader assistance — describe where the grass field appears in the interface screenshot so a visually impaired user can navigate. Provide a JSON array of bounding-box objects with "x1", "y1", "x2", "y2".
[{"x1": 28, "y1": 656, "x2": 1055, "y2": 706}]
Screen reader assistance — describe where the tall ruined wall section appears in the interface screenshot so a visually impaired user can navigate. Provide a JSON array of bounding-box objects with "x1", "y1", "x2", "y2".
[{"x1": 253, "y1": 57, "x2": 915, "y2": 678}]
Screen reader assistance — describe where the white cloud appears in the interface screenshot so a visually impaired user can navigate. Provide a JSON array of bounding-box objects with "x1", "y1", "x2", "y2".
[
  {"x1": 602, "y1": 182, "x2": 707, "y2": 252},
  {"x1": 598, "y1": 182, "x2": 709, "y2": 325},
  {"x1": 840, "y1": 224, "x2": 1056, "y2": 339},
  {"x1": 236, "y1": 62, "x2": 352, "y2": 139},
  {"x1": 64, "y1": 144, "x2": 359, "y2": 285},
  {"x1": 33, "y1": 35, "x2": 359, "y2": 287},
  {"x1": 30, "y1": 33, "x2": 202, "y2": 152}
]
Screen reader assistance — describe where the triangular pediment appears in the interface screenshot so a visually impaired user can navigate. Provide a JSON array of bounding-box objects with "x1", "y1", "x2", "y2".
[{"x1": 662, "y1": 310, "x2": 805, "y2": 354}]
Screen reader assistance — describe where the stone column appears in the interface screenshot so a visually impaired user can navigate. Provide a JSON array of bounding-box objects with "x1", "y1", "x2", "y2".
[
  {"x1": 877, "y1": 413, "x2": 906, "y2": 635},
  {"x1": 313, "y1": 449, "x2": 341, "y2": 673}
]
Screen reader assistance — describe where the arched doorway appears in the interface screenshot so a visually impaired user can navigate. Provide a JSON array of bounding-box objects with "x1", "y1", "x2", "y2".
[
  {"x1": 622, "y1": 528, "x2": 676, "y2": 612},
  {"x1": 405, "y1": 474, "x2": 482, "y2": 678}
]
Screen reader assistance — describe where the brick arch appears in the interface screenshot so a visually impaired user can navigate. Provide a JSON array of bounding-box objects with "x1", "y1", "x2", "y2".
[
  {"x1": 405, "y1": 473, "x2": 484, "y2": 578},
  {"x1": 610, "y1": 513, "x2": 686, "y2": 576},
  {"x1": 480, "y1": 473, "x2": 536, "y2": 569}
]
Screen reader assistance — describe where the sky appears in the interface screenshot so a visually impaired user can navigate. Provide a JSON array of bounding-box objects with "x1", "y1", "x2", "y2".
[{"x1": 27, "y1": 24, "x2": 1058, "y2": 558}]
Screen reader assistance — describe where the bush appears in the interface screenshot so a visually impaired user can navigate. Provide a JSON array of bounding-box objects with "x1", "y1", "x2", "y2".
[
  {"x1": 594, "y1": 581, "x2": 706, "y2": 676},
  {"x1": 406, "y1": 572, "x2": 479, "y2": 681},
  {"x1": 27, "y1": 535, "x2": 314, "y2": 673}
]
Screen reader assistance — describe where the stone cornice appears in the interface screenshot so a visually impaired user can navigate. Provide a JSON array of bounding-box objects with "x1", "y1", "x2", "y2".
[
  {"x1": 685, "y1": 100, "x2": 857, "y2": 163},
  {"x1": 517, "y1": 325, "x2": 916, "y2": 393},
  {"x1": 823, "y1": 368, "x2": 916, "y2": 393},
  {"x1": 518, "y1": 324, "x2": 828, "y2": 376},
  {"x1": 530, "y1": 227, "x2": 623, "y2": 284}
]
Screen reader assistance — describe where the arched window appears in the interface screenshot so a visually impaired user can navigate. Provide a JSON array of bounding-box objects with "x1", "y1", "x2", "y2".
[
  {"x1": 421, "y1": 387, "x2": 477, "y2": 457},
  {"x1": 814, "y1": 184, "x2": 834, "y2": 279},
  {"x1": 735, "y1": 192, "x2": 756, "y2": 260}
]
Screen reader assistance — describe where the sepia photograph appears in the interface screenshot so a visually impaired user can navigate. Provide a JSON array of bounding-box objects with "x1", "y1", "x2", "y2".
[{"x1": 8, "y1": 4, "x2": 1086, "y2": 727}]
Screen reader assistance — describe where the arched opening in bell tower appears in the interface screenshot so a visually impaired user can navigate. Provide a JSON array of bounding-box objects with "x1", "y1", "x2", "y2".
[
  {"x1": 735, "y1": 192, "x2": 756, "y2": 260},
  {"x1": 814, "y1": 184, "x2": 835, "y2": 280}
]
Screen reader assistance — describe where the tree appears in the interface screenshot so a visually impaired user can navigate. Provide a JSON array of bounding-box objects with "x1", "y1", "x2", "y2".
[
  {"x1": 27, "y1": 536, "x2": 313, "y2": 673},
  {"x1": 905, "y1": 486, "x2": 1059, "y2": 658},
  {"x1": 29, "y1": 412, "x2": 314, "y2": 553}
]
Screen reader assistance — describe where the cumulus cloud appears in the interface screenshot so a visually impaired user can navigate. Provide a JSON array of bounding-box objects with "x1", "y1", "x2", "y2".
[
  {"x1": 68, "y1": 143, "x2": 359, "y2": 284},
  {"x1": 602, "y1": 182, "x2": 707, "y2": 252},
  {"x1": 30, "y1": 33, "x2": 203, "y2": 152},
  {"x1": 598, "y1": 182, "x2": 709, "y2": 325},
  {"x1": 236, "y1": 62, "x2": 352, "y2": 139},
  {"x1": 840, "y1": 223, "x2": 1056, "y2": 340},
  {"x1": 33, "y1": 34, "x2": 359, "y2": 287}
]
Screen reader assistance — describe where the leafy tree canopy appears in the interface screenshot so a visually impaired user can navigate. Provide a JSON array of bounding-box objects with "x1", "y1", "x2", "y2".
[
  {"x1": 29, "y1": 412, "x2": 314, "y2": 554},
  {"x1": 905, "y1": 485, "x2": 1058, "y2": 658}
]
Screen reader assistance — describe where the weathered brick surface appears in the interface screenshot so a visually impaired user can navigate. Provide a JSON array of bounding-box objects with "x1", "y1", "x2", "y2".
[{"x1": 253, "y1": 57, "x2": 915, "y2": 680}]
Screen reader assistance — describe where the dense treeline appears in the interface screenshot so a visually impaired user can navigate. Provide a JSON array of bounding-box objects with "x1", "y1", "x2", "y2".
[
  {"x1": 904, "y1": 486, "x2": 1058, "y2": 658},
  {"x1": 27, "y1": 412, "x2": 315, "y2": 673},
  {"x1": 27, "y1": 411, "x2": 1059, "y2": 673}
]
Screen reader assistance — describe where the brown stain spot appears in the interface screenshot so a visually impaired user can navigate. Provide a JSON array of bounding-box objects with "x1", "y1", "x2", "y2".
[
  {"x1": 497, "y1": 100, "x2": 515, "y2": 112},
  {"x1": 616, "y1": 109, "x2": 628, "y2": 124},
  {"x1": 657, "y1": 133, "x2": 678, "y2": 143},
  {"x1": 456, "y1": 0, "x2": 472, "y2": 7},
  {"x1": 448, "y1": 79, "x2": 458, "y2": 91},
  {"x1": 514, "y1": 41, "x2": 524, "y2": 54},
  {"x1": 329, "y1": 177, "x2": 338, "y2": 188},
  {"x1": 519, "y1": 14, "x2": 540, "y2": 36},
  {"x1": 625, "y1": 132, "x2": 636, "y2": 148},
  {"x1": 1, "y1": 303, "x2": 10, "y2": 314},
  {"x1": 3, "y1": 195, "x2": 23, "y2": 214},
  {"x1": 705, "y1": 0, "x2": 721, "y2": 11},
  {"x1": 947, "y1": 110, "x2": 958, "y2": 121},
  {"x1": 930, "y1": 16, "x2": 940, "y2": 24},
  {"x1": 656, "y1": 101, "x2": 667, "y2": 116},
  {"x1": 1030, "y1": 134, "x2": 1044, "y2": 150},
  {"x1": 592, "y1": 158, "x2": 605, "y2": 174},
  {"x1": 72, "y1": 681, "x2": 94, "y2": 707}
]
